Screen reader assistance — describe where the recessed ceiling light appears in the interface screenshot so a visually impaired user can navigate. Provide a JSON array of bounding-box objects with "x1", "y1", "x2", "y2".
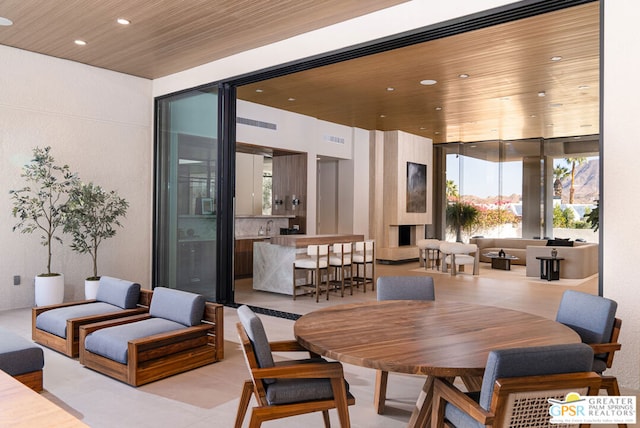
[
  {"x1": 0, "y1": 16, "x2": 13, "y2": 26},
  {"x1": 386, "y1": 87, "x2": 394, "y2": 91},
  {"x1": 255, "y1": 89, "x2": 263, "y2": 93},
  {"x1": 74, "y1": 40, "x2": 87, "y2": 46},
  {"x1": 458, "y1": 74, "x2": 469, "y2": 79},
  {"x1": 287, "y1": 97, "x2": 295, "y2": 101},
  {"x1": 379, "y1": 114, "x2": 386, "y2": 118},
  {"x1": 578, "y1": 85, "x2": 590, "y2": 90},
  {"x1": 117, "y1": 18, "x2": 131, "y2": 25},
  {"x1": 435, "y1": 107, "x2": 442, "y2": 111},
  {"x1": 551, "y1": 56, "x2": 563, "y2": 62},
  {"x1": 420, "y1": 79, "x2": 437, "y2": 86},
  {"x1": 530, "y1": 114, "x2": 537, "y2": 118},
  {"x1": 538, "y1": 91, "x2": 546, "y2": 97},
  {"x1": 434, "y1": 132, "x2": 440, "y2": 135}
]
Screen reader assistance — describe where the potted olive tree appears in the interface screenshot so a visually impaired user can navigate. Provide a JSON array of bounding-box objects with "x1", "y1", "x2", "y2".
[
  {"x1": 64, "y1": 182, "x2": 129, "y2": 299},
  {"x1": 10, "y1": 146, "x2": 79, "y2": 306}
]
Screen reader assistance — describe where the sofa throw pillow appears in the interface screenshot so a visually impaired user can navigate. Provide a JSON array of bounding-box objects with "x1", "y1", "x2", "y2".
[
  {"x1": 96, "y1": 277, "x2": 141, "y2": 309},
  {"x1": 149, "y1": 287, "x2": 206, "y2": 327},
  {"x1": 546, "y1": 239, "x2": 574, "y2": 247}
]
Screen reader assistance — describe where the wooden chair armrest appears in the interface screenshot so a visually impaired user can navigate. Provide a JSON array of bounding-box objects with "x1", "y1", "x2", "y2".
[
  {"x1": 32, "y1": 300, "x2": 96, "y2": 317},
  {"x1": 128, "y1": 324, "x2": 213, "y2": 350},
  {"x1": 67, "y1": 307, "x2": 148, "y2": 327},
  {"x1": 79, "y1": 313, "x2": 151, "y2": 335},
  {"x1": 269, "y1": 340, "x2": 312, "y2": 352},
  {"x1": 252, "y1": 361, "x2": 344, "y2": 380},
  {"x1": 433, "y1": 377, "x2": 493, "y2": 426},
  {"x1": 590, "y1": 342, "x2": 621, "y2": 354}
]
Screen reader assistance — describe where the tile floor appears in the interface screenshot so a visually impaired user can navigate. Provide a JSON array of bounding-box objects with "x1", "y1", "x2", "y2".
[{"x1": 1, "y1": 261, "x2": 636, "y2": 427}]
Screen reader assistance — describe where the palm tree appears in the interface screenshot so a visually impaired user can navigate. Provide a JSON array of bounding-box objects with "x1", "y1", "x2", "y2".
[
  {"x1": 553, "y1": 165, "x2": 570, "y2": 199},
  {"x1": 565, "y1": 157, "x2": 586, "y2": 204},
  {"x1": 446, "y1": 180, "x2": 459, "y2": 200}
]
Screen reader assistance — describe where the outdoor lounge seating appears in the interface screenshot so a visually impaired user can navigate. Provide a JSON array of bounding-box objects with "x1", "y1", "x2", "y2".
[
  {"x1": 32, "y1": 276, "x2": 152, "y2": 357},
  {"x1": 235, "y1": 305, "x2": 354, "y2": 427},
  {"x1": 79, "y1": 287, "x2": 224, "y2": 386},
  {"x1": 0, "y1": 327, "x2": 45, "y2": 391},
  {"x1": 431, "y1": 343, "x2": 601, "y2": 427}
]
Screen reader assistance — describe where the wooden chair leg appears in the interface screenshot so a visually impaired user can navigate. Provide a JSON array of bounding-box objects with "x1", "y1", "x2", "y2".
[
  {"x1": 235, "y1": 380, "x2": 254, "y2": 428},
  {"x1": 322, "y1": 410, "x2": 330, "y2": 428},
  {"x1": 601, "y1": 376, "x2": 627, "y2": 428},
  {"x1": 374, "y1": 369, "x2": 389, "y2": 414},
  {"x1": 330, "y1": 377, "x2": 351, "y2": 428}
]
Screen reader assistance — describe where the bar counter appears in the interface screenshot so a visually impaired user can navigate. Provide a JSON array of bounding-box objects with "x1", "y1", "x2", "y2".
[{"x1": 253, "y1": 234, "x2": 364, "y2": 295}]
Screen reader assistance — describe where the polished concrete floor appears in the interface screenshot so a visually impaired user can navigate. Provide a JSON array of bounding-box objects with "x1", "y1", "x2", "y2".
[{"x1": 1, "y1": 261, "x2": 636, "y2": 427}]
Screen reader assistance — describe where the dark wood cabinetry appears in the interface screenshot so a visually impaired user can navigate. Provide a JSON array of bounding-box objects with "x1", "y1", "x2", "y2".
[{"x1": 235, "y1": 238, "x2": 264, "y2": 278}]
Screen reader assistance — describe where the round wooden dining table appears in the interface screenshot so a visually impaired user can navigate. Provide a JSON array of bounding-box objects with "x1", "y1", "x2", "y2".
[{"x1": 294, "y1": 300, "x2": 581, "y2": 428}]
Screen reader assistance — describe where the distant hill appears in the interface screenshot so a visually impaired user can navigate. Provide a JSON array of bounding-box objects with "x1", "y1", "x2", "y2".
[{"x1": 558, "y1": 159, "x2": 599, "y2": 204}]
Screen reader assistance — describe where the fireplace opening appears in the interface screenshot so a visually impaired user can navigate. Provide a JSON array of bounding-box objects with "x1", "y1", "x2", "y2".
[{"x1": 398, "y1": 225, "x2": 411, "y2": 246}]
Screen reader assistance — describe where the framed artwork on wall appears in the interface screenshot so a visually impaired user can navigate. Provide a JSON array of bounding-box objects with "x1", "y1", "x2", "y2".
[{"x1": 406, "y1": 162, "x2": 426, "y2": 213}]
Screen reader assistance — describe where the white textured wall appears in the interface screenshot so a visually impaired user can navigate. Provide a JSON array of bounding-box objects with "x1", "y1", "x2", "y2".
[
  {"x1": 603, "y1": 0, "x2": 640, "y2": 389},
  {"x1": 0, "y1": 46, "x2": 152, "y2": 309}
]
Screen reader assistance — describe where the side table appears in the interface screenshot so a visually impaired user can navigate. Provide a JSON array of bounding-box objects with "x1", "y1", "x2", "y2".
[{"x1": 536, "y1": 256, "x2": 564, "y2": 281}]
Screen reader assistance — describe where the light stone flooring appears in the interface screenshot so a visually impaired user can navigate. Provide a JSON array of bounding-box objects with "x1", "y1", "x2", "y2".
[{"x1": 1, "y1": 261, "x2": 636, "y2": 427}]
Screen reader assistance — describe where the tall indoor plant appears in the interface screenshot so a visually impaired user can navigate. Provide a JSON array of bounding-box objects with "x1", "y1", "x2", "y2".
[
  {"x1": 10, "y1": 146, "x2": 79, "y2": 306},
  {"x1": 446, "y1": 201, "x2": 480, "y2": 242},
  {"x1": 64, "y1": 182, "x2": 129, "y2": 298}
]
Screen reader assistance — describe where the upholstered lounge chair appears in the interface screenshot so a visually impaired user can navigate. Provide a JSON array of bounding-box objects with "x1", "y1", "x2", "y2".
[
  {"x1": 235, "y1": 305, "x2": 354, "y2": 427},
  {"x1": 32, "y1": 276, "x2": 152, "y2": 357},
  {"x1": 0, "y1": 327, "x2": 45, "y2": 391},
  {"x1": 375, "y1": 276, "x2": 435, "y2": 414},
  {"x1": 79, "y1": 287, "x2": 224, "y2": 386},
  {"x1": 432, "y1": 343, "x2": 601, "y2": 427}
]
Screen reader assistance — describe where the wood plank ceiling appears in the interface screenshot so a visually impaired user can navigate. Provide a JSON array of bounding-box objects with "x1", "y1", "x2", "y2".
[
  {"x1": 0, "y1": 0, "x2": 407, "y2": 78},
  {"x1": 0, "y1": 1, "x2": 599, "y2": 144},
  {"x1": 238, "y1": 2, "x2": 600, "y2": 144}
]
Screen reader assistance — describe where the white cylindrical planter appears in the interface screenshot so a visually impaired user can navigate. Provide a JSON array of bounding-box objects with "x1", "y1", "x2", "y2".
[
  {"x1": 85, "y1": 279, "x2": 100, "y2": 300},
  {"x1": 35, "y1": 274, "x2": 65, "y2": 306}
]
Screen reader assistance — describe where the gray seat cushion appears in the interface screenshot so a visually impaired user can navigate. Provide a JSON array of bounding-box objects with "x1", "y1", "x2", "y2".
[
  {"x1": 96, "y1": 276, "x2": 141, "y2": 309},
  {"x1": 149, "y1": 287, "x2": 206, "y2": 327},
  {"x1": 36, "y1": 302, "x2": 122, "y2": 338},
  {"x1": 84, "y1": 318, "x2": 185, "y2": 364},
  {"x1": 266, "y1": 376, "x2": 352, "y2": 405},
  {"x1": 0, "y1": 327, "x2": 44, "y2": 376}
]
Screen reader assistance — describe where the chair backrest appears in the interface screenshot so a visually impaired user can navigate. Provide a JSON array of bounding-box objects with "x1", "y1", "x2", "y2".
[
  {"x1": 440, "y1": 242, "x2": 477, "y2": 255},
  {"x1": 556, "y1": 290, "x2": 617, "y2": 344},
  {"x1": 149, "y1": 287, "x2": 206, "y2": 327},
  {"x1": 332, "y1": 242, "x2": 352, "y2": 255},
  {"x1": 237, "y1": 305, "x2": 275, "y2": 371},
  {"x1": 307, "y1": 244, "x2": 329, "y2": 256},
  {"x1": 96, "y1": 276, "x2": 141, "y2": 309},
  {"x1": 355, "y1": 240, "x2": 374, "y2": 253},
  {"x1": 479, "y1": 343, "x2": 594, "y2": 410},
  {"x1": 377, "y1": 276, "x2": 435, "y2": 301}
]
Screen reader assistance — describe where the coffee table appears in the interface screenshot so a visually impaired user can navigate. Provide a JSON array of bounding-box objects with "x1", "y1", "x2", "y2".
[
  {"x1": 483, "y1": 252, "x2": 519, "y2": 270},
  {"x1": 294, "y1": 300, "x2": 580, "y2": 427}
]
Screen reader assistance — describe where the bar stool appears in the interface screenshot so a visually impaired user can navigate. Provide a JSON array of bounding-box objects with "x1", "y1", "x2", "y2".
[
  {"x1": 293, "y1": 244, "x2": 330, "y2": 302},
  {"x1": 352, "y1": 240, "x2": 375, "y2": 292},
  {"x1": 328, "y1": 243, "x2": 353, "y2": 297}
]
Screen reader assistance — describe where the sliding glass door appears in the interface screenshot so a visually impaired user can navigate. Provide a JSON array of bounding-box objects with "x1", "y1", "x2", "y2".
[{"x1": 155, "y1": 87, "x2": 219, "y2": 300}]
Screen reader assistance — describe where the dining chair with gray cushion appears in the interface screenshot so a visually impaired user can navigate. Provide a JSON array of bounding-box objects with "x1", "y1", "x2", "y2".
[
  {"x1": 556, "y1": 289, "x2": 624, "y2": 419},
  {"x1": 375, "y1": 275, "x2": 435, "y2": 414},
  {"x1": 432, "y1": 343, "x2": 601, "y2": 427},
  {"x1": 235, "y1": 305, "x2": 354, "y2": 428}
]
